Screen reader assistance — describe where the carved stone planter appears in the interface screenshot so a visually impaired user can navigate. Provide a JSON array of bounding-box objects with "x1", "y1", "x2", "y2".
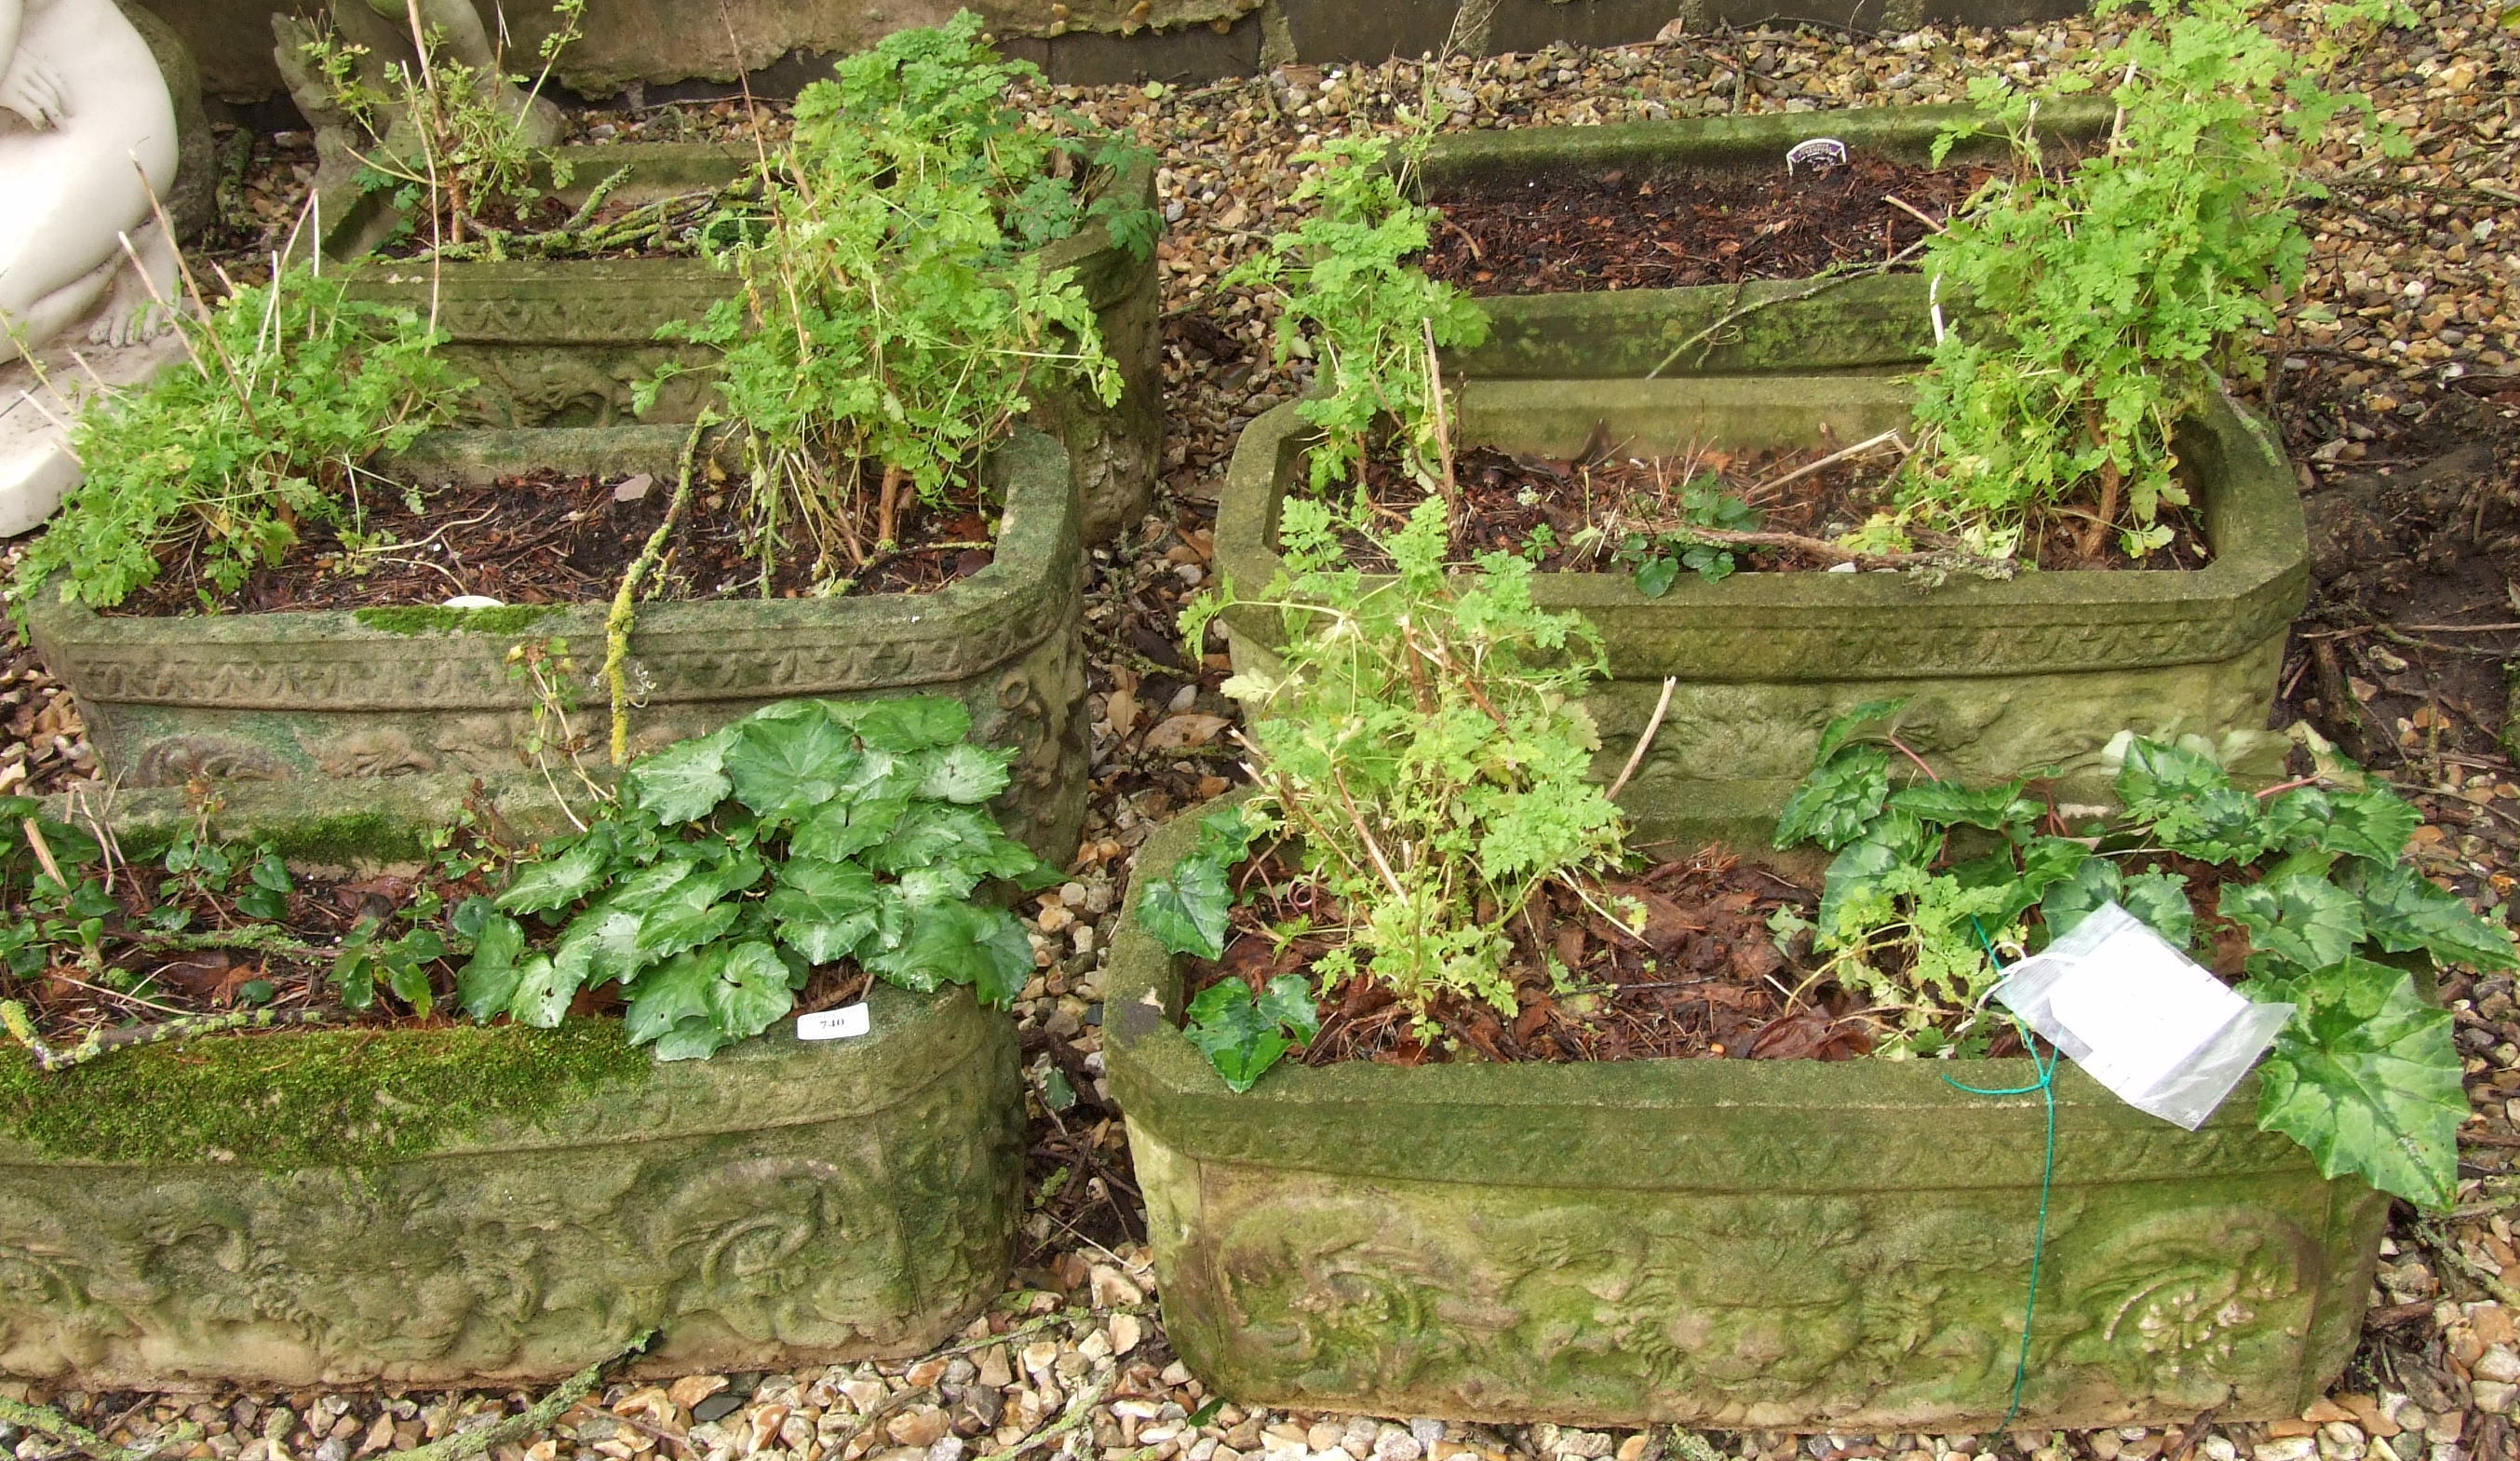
[
  {"x1": 0, "y1": 899, "x2": 1020, "y2": 1387},
  {"x1": 1421, "y1": 101, "x2": 2107, "y2": 381},
  {"x1": 25, "y1": 424, "x2": 1089, "y2": 860},
  {"x1": 330, "y1": 144, "x2": 1164, "y2": 543},
  {"x1": 1105, "y1": 800, "x2": 2387, "y2": 1431},
  {"x1": 1215, "y1": 377, "x2": 2307, "y2": 846}
]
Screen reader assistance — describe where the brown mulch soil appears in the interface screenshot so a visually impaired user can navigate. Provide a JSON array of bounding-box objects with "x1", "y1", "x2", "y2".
[
  {"x1": 1421, "y1": 152, "x2": 1999, "y2": 295},
  {"x1": 111, "y1": 469, "x2": 993, "y2": 616},
  {"x1": 1351, "y1": 440, "x2": 2216, "y2": 573},
  {"x1": 1179, "y1": 846, "x2": 1920, "y2": 1068}
]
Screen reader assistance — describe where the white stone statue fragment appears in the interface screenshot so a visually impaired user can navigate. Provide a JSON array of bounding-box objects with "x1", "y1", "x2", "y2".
[{"x1": 0, "y1": 0, "x2": 186, "y2": 535}]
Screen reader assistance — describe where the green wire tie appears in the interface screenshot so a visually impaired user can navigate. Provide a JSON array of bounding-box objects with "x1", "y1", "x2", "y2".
[{"x1": 1937, "y1": 916, "x2": 2059, "y2": 1436}]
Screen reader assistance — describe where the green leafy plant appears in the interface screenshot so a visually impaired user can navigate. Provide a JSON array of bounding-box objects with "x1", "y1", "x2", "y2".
[
  {"x1": 1620, "y1": 472, "x2": 1762, "y2": 594},
  {"x1": 301, "y1": 0, "x2": 586, "y2": 248},
  {"x1": 1143, "y1": 497, "x2": 1630, "y2": 1089},
  {"x1": 14, "y1": 264, "x2": 468, "y2": 615},
  {"x1": 649, "y1": 13, "x2": 1142, "y2": 586},
  {"x1": 1773, "y1": 702, "x2": 2510, "y2": 1208},
  {"x1": 1230, "y1": 126, "x2": 1491, "y2": 497},
  {"x1": 1885, "y1": 0, "x2": 2404, "y2": 560},
  {"x1": 461, "y1": 696, "x2": 1050, "y2": 1061}
]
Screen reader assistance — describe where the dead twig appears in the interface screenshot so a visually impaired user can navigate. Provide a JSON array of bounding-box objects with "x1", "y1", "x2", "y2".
[{"x1": 1609, "y1": 677, "x2": 1679, "y2": 802}]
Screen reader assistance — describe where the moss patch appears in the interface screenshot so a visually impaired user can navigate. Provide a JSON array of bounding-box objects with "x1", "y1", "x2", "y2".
[
  {"x1": 353, "y1": 604, "x2": 559, "y2": 637},
  {"x1": 0, "y1": 1019, "x2": 649, "y2": 1169}
]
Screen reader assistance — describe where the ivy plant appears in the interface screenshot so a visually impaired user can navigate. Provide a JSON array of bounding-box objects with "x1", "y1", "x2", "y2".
[
  {"x1": 1143, "y1": 496, "x2": 1632, "y2": 1089},
  {"x1": 1882, "y1": 0, "x2": 2405, "y2": 560},
  {"x1": 463, "y1": 696, "x2": 1050, "y2": 1061},
  {"x1": 1230, "y1": 126, "x2": 1491, "y2": 497},
  {"x1": 1772, "y1": 700, "x2": 2510, "y2": 1209},
  {"x1": 649, "y1": 13, "x2": 1146, "y2": 587},
  {"x1": 14, "y1": 264, "x2": 468, "y2": 616},
  {"x1": 1619, "y1": 472, "x2": 1762, "y2": 593}
]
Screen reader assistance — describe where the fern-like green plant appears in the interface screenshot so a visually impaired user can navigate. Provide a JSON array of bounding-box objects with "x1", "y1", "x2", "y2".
[
  {"x1": 1231, "y1": 127, "x2": 1490, "y2": 498},
  {"x1": 1886, "y1": 0, "x2": 2404, "y2": 560},
  {"x1": 14, "y1": 264, "x2": 468, "y2": 615}
]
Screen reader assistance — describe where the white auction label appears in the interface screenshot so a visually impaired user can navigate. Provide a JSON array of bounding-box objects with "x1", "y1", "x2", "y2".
[{"x1": 797, "y1": 1004, "x2": 871, "y2": 1041}]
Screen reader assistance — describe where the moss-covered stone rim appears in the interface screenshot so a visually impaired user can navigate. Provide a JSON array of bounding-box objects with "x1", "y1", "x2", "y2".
[
  {"x1": 329, "y1": 146, "x2": 1159, "y2": 312},
  {"x1": 23, "y1": 425, "x2": 1076, "y2": 699},
  {"x1": 1214, "y1": 376, "x2": 2307, "y2": 670},
  {"x1": 1105, "y1": 792, "x2": 2336, "y2": 1195},
  {"x1": 1413, "y1": 98, "x2": 2112, "y2": 220}
]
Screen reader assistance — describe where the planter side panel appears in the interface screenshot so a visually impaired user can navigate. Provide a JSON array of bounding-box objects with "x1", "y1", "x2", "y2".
[
  {"x1": 0, "y1": 1006, "x2": 1022, "y2": 1389},
  {"x1": 1131, "y1": 1125, "x2": 2383, "y2": 1431}
]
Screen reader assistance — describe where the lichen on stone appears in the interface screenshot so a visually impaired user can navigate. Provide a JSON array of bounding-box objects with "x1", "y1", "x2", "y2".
[{"x1": 352, "y1": 604, "x2": 560, "y2": 636}]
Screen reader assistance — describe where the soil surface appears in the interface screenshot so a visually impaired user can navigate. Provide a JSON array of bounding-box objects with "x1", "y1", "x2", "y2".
[
  {"x1": 113, "y1": 468, "x2": 993, "y2": 616},
  {"x1": 1354, "y1": 440, "x2": 2215, "y2": 573},
  {"x1": 1422, "y1": 153, "x2": 1996, "y2": 294}
]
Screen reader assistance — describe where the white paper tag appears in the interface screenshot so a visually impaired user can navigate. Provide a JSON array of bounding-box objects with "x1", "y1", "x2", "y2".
[
  {"x1": 797, "y1": 1004, "x2": 871, "y2": 1041},
  {"x1": 1993, "y1": 902, "x2": 2293, "y2": 1130}
]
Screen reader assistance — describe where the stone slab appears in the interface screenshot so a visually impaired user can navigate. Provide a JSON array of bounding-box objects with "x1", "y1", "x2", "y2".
[{"x1": 1103, "y1": 798, "x2": 2387, "y2": 1430}]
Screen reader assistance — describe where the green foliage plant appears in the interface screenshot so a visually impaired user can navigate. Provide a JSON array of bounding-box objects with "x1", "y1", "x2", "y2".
[
  {"x1": 13, "y1": 264, "x2": 468, "y2": 615},
  {"x1": 1229, "y1": 125, "x2": 1491, "y2": 499},
  {"x1": 1884, "y1": 0, "x2": 2405, "y2": 561},
  {"x1": 302, "y1": 0, "x2": 587, "y2": 249},
  {"x1": 649, "y1": 14, "x2": 1146, "y2": 587},
  {"x1": 1620, "y1": 471, "x2": 1762, "y2": 594},
  {"x1": 1772, "y1": 701, "x2": 2512, "y2": 1209},
  {"x1": 1141, "y1": 497, "x2": 1631, "y2": 1089},
  {"x1": 462, "y1": 695, "x2": 1051, "y2": 1061}
]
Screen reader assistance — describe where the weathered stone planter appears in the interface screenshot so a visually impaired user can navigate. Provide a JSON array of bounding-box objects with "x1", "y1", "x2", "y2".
[
  {"x1": 1105, "y1": 800, "x2": 2386, "y2": 1431},
  {"x1": 329, "y1": 144, "x2": 1163, "y2": 543},
  {"x1": 25, "y1": 424, "x2": 1088, "y2": 859},
  {"x1": 1216, "y1": 378, "x2": 2306, "y2": 845},
  {"x1": 1421, "y1": 101, "x2": 2109, "y2": 380},
  {"x1": 0, "y1": 801, "x2": 1021, "y2": 1389}
]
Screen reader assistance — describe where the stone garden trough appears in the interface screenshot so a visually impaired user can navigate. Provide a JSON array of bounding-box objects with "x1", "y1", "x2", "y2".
[
  {"x1": 1104, "y1": 797, "x2": 2388, "y2": 1431},
  {"x1": 1214, "y1": 376, "x2": 2308, "y2": 846}
]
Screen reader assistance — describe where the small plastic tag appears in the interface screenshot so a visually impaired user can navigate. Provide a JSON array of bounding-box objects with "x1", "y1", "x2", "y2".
[
  {"x1": 1992, "y1": 902, "x2": 2292, "y2": 1130},
  {"x1": 797, "y1": 1004, "x2": 871, "y2": 1041}
]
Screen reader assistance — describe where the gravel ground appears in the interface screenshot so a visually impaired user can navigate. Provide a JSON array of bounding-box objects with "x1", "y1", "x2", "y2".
[{"x1": 6, "y1": 2, "x2": 2520, "y2": 1459}]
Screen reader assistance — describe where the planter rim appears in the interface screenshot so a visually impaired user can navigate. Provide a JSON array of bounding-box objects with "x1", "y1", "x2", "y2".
[
  {"x1": 1214, "y1": 376, "x2": 2307, "y2": 680},
  {"x1": 26, "y1": 425, "x2": 1078, "y2": 712},
  {"x1": 1105, "y1": 791, "x2": 2332, "y2": 1195}
]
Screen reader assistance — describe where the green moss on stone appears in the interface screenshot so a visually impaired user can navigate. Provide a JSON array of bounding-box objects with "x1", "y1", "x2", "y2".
[
  {"x1": 0, "y1": 1019, "x2": 649, "y2": 1169},
  {"x1": 353, "y1": 604, "x2": 559, "y2": 636}
]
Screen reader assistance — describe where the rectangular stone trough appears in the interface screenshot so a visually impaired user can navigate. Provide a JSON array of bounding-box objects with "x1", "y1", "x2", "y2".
[
  {"x1": 1214, "y1": 377, "x2": 2307, "y2": 847},
  {"x1": 23, "y1": 424, "x2": 1089, "y2": 860},
  {"x1": 327, "y1": 143, "x2": 1164, "y2": 543},
  {"x1": 1419, "y1": 101, "x2": 2109, "y2": 380},
  {"x1": 0, "y1": 802, "x2": 1023, "y2": 1389},
  {"x1": 1104, "y1": 798, "x2": 2387, "y2": 1431}
]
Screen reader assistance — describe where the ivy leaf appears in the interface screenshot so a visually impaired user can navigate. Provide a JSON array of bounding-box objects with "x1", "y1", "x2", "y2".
[
  {"x1": 627, "y1": 941, "x2": 796, "y2": 1061},
  {"x1": 2113, "y1": 736, "x2": 2229, "y2": 809},
  {"x1": 2147, "y1": 783, "x2": 2276, "y2": 864},
  {"x1": 790, "y1": 791, "x2": 910, "y2": 864},
  {"x1": 846, "y1": 696, "x2": 973, "y2": 754},
  {"x1": 860, "y1": 802, "x2": 998, "y2": 874},
  {"x1": 495, "y1": 832, "x2": 615, "y2": 915},
  {"x1": 968, "y1": 908, "x2": 1036, "y2": 1007},
  {"x1": 2343, "y1": 860, "x2": 2519, "y2": 972},
  {"x1": 2318, "y1": 788, "x2": 2423, "y2": 865},
  {"x1": 624, "y1": 727, "x2": 735, "y2": 825},
  {"x1": 1183, "y1": 981, "x2": 1293, "y2": 1093},
  {"x1": 1813, "y1": 697, "x2": 1908, "y2": 765},
  {"x1": 863, "y1": 900, "x2": 1029, "y2": 997},
  {"x1": 509, "y1": 938, "x2": 596, "y2": 1028},
  {"x1": 915, "y1": 741, "x2": 1014, "y2": 805},
  {"x1": 1139, "y1": 850, "x2": 1234, "y2": 959},
  {"x1": 2218, "y1": 873, "x2": 2366, "y2": 971},
  {"x1": 1886, "y1": 779, "x2": 2038, "y2": 832},
  {"x1": 2259, "y1": 786, "x2": 2335, "y2": 851},
  {"x1": 2039, "y1": 855, "x2": 2123, "y2": 940},
  {"x1": 2119, "y1": 870, "x2": 2195, "y2": 950},
  {"x1": 766, "y1": 857, "x2": 890, "y2": 964},
  {"x1": 2256, "y1": 956, "x2": 2463, "y2": 1209},
  {"x1": 1256, "y1": 972, "x2": 1320, "y2": 1041},
  {"x1": 1817, "y1": 813, "x2": 1928, "y2": 941},
  {"x1": 721, "y1": 710, "x2": 857, "y2": 817},
  {"x1": 1633, "y1": 555, "x2": 1678, "y2": 600},
  {"x1": 456, "y1": 913, "x2": 527, "y2": 1019},
  {"x1": 1774, "y1": 744, "x2": 1893, "y2": 852}
]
